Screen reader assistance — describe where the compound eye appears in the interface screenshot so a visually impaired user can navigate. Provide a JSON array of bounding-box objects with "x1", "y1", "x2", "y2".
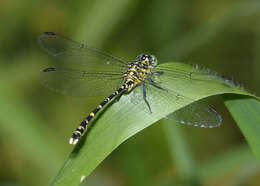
[
  {"x1": 137, "y1": 54, "x2": 144, "y2": 61},
  {"x1": 150, "y1": 55, "x2": 158, "y2": 66}
]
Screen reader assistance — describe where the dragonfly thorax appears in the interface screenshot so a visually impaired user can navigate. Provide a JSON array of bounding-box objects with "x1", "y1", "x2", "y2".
[{"x1": 123, "y1": 54, "x2": 155, "y2": 92}]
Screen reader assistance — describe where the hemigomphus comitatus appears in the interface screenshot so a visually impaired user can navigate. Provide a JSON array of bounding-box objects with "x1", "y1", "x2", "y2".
[{"x1": 38, "y1": 32, "x2": 222, "y2": 145}]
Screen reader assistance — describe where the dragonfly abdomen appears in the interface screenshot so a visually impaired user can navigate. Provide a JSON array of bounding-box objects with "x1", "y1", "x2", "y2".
[{"x1": 69, "y1": 82, "x2": 131, "y2": 145}]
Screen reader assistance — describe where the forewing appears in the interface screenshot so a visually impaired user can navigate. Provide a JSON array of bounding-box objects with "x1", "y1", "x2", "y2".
[
  {"x1": 39, "y1": 68, "x2": 124, "y2": 97},
  {"x1": 38, "y1": 32, "x2": 127, "y2": 71},
  {"x1": 154, "y1": 64, "x2": 228, "y2": 83}
]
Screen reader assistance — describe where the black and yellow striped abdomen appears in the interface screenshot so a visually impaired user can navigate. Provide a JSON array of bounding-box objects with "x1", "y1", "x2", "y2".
[{"x1": 69, "y1": 81, "x2": 133, "y2": 145}]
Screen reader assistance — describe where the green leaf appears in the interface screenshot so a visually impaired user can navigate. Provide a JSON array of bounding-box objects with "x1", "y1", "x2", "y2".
[
  {"x1": 224, "y1": 95, "x2": 260, "y2": 159},
  {"x1": 51, "y1": 62, "x2": 258, "y2": 185}
]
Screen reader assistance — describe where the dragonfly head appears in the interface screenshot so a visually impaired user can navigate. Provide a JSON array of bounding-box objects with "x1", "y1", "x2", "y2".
[{"x1": 137, "y1": 54, "x2": 158, "y2": 67}]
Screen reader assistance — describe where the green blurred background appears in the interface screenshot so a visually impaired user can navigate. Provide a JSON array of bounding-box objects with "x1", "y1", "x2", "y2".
[{"x1": 0, "y1": 0, "x2": 260, "y2": 185}]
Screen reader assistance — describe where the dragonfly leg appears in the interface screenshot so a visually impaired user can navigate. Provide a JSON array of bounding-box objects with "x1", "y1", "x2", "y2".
[
  {"x1": 147, "y1": 76, "x2": 167, "y2": 91},
  {"x1": 115, "y1": 90, "x2": 125, "y2": 102},
  {"x1": 142, "y1": 81, "x2": 152, "y2": 113},
  {"x1": 151, "y1": 71, "x2": 164, "y2": 76}
]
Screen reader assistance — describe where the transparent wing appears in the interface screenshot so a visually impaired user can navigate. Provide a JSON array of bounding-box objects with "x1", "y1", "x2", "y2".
[
  {"x1": 152, "y1": 64, "x2": 222, "y2": 127},
  {"x1": 39, "y1": 67, "x2": 124, "y2": 97},
  {"x1": 165, "y1": 100, "x2": 222, "y2": 128},
  {"x1": 129, "y1": 79, "x2": 222, "y2": 128},
  {"x1": 38, "y1": 32, "x2": 128, "y2": 71},
  {"x1": 154, "y1": 64, "x2": 229, "y2": 83}
]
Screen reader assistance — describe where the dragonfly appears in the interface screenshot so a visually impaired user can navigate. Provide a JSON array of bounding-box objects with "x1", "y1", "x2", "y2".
[{"x1": 38, "y1": 32, "x2": 222, "y2": 145}]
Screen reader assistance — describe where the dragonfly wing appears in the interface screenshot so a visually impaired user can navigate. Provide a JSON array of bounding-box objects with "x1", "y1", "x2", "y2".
[
  {"x1": 38, "y1": 32, "x2": 127, "y2": 71},
  {"x1": 39, "y1": 67, "x2": 124, "y2": 97},
  {"x1": 154, "y1": 64, "x2": 234, "y2": 85},
  {"x1": 166, "y1": 100, "x2": 222, "y2": 128}
]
